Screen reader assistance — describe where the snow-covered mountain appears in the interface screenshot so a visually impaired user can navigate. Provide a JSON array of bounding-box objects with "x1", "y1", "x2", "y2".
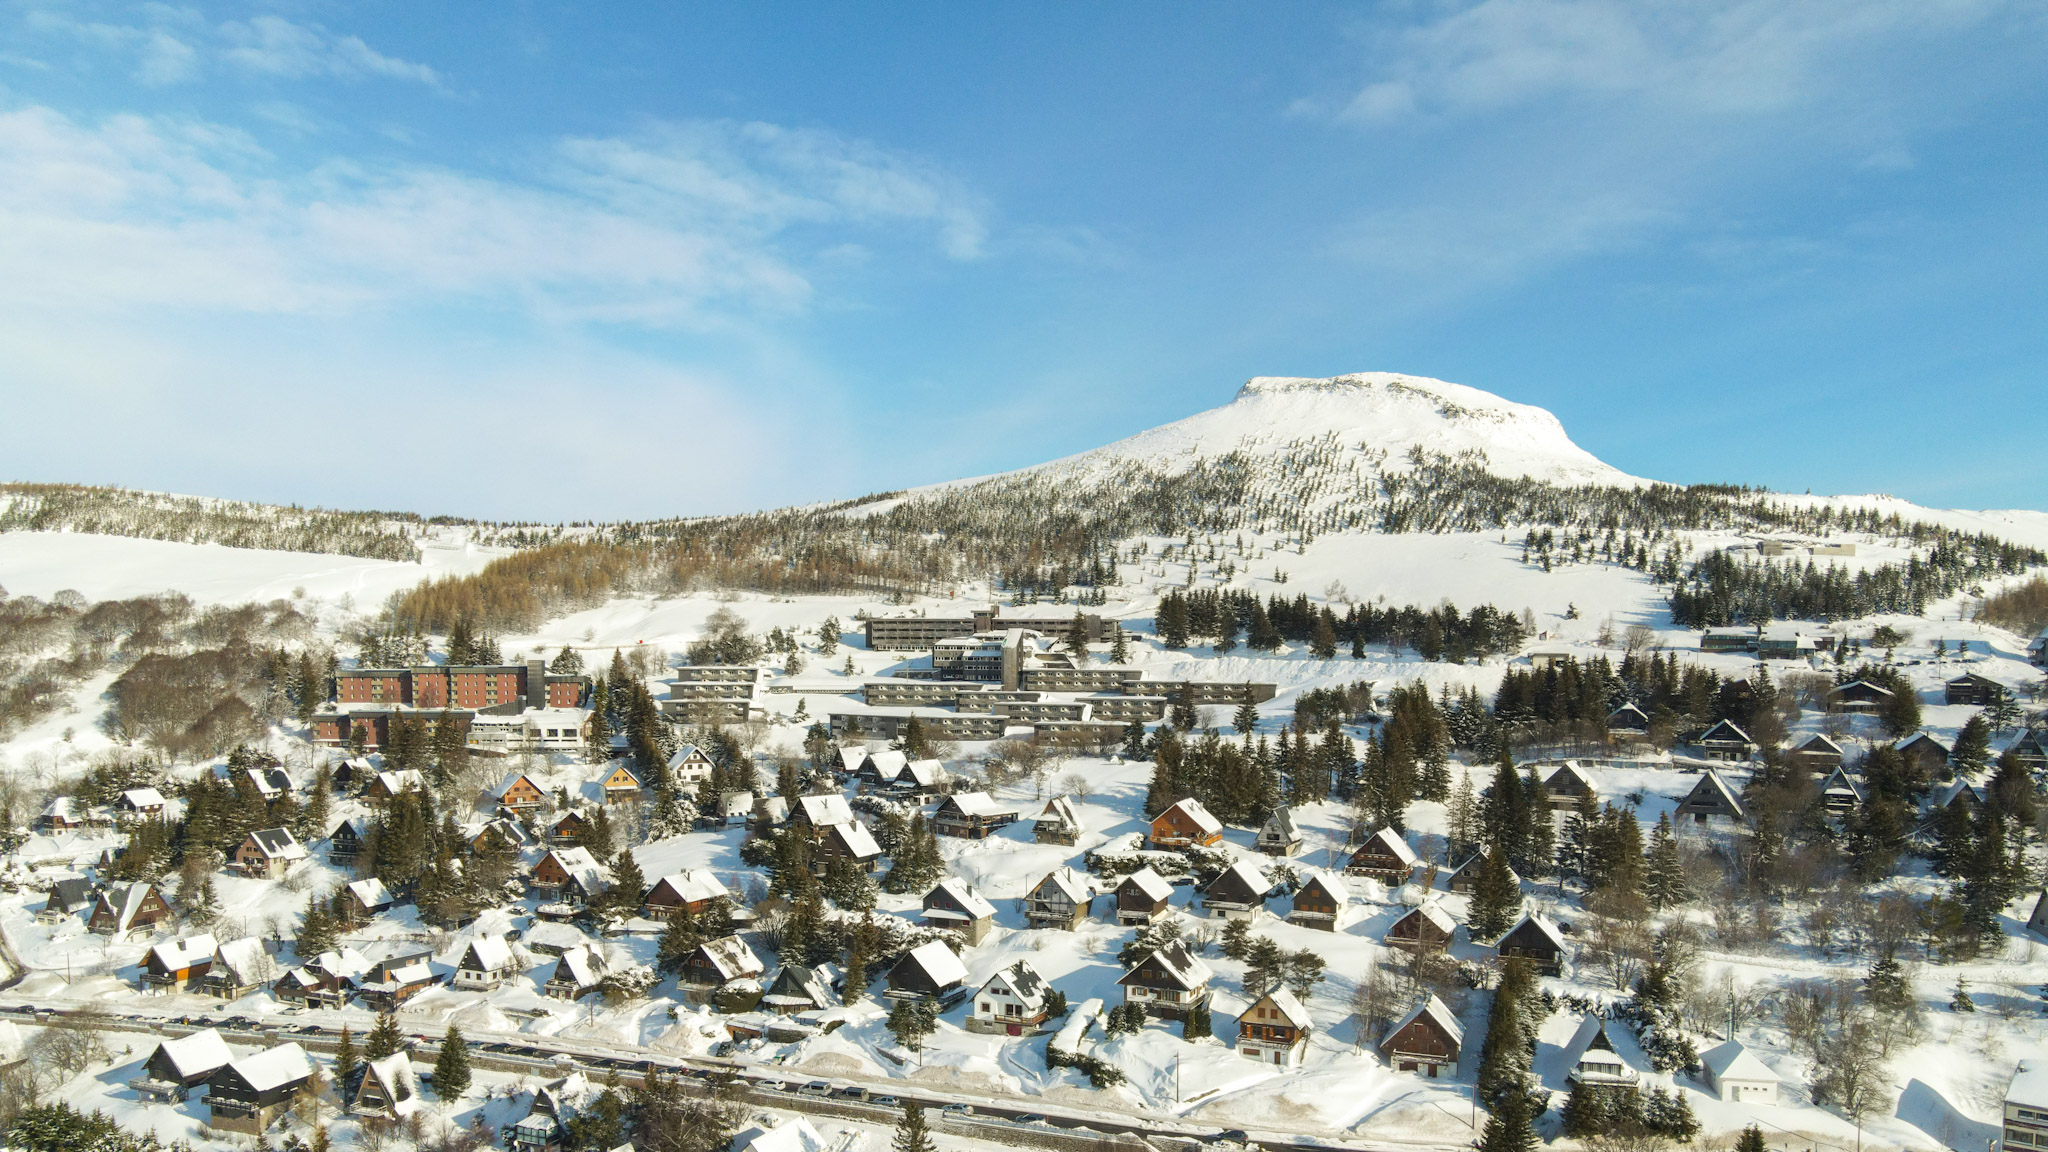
[{"x1": 1026, "y1": 371, "x2": 1642, "y2": 488}]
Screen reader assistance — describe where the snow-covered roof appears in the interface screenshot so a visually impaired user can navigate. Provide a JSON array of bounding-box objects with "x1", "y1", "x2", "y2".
[
  {"x1": 827, "y1": 821, "x2": 882, "y2": 858},
  {"x1": 1562, "y1": 1014, "x2": 1625, "y2": 1070},
  {"x1": 374, "y1": 770, "x2": 424, "y2": 794},
  {"x1": 1260, "y1": 805, "x2": 1297, "y2": 839},
  {"x1": 120, "y1": 787, "x2": 166, "y2": 808},
  {"x1": 1700, "y1": 1039, "x2": 1781, "y2": 1085},
  {"x1": 943, "y1": 791, "x2": 1013, "y2": 819},
  {"x1": 2010, "y1": 1061, "x2": 2048, "y2": 1110},
  {"x1": 1159, "y1": 797, "x2": 1223, "y2": 835},
  {"x1": 1898, "y1": 732, "x2": 1952, "y2": 754},
  {"x1": 732, "y1": 1117, "x2": 828, "y2": 1152},
  {"x1": 796, "y1": 794, "x2": 854, "y2": 827},
  {"x1": 1698, "y1": 719, "x2": 1751, "y2": 743},
  {"x1": 347, "y1": 878, "x2": 393, "y2": 909},
  {"x1": 1497, "y1": 913, "x2": 1568, "y2": 952},
  {"x1": 1398, "y1": 903, "x2": 1457, "y2": 936},
  {"x1": 1121, "y1": 940, "x2": 1212, "y2": 990},
  {"x1": 696, "y1": 935, "x2": 765, "y2": 981},
  {"x1": 463, "y1": 934, "x2": 514, "y2": 972},
  {"x1": 651, "y1": 869, "x2": 730, "y2": 905},
  {"x1": 924, "y1": 877, "x2": 996, "y2": 921},
  {"x1": 903, "y1": 759, "x2": 947, "y2": 787},
  {"x1": 314, "y1": 947, "x2": 373, "y2": 981},
  {"x1": 838, "y1": 746, "x2": 869, "y2": 773},
  {"x1": 148, "y1": 934, "x2": 218, "y2": 972},
  {"x1": 547, "y1": 847, "x2": 610, "y2": 895},
  {"x1": 1036, "y1": 796, "x2": 1081, "y2": 829},
  {"x1": 1244, "y1": 988, "x2": 1311, "y2": 1031},
  {"x1": 247, "y1": 827, "x2": 305, "y2": 860},
  {"x1": 668, "y1": 744, "x2": 711, "y2": 768},
  {"x1": 1300, "y1": 869, "x2": 1351, "y2": 905},
  {"x1": 864, "y1": 749, "x2": 910, "y2": 779},
  {"x1": 1035, "y1": 867, "x2": 1090, "y2": 903},
  {"x1": 1361, "y1": 826, "x2": 1418, "y2": 866},
  {"x1": 719, "y1": 791, "x2": 755, "y2": 817},
  {"x1": 554, "y1": 945, "x2": 607, "y2": 989},
  {"x1": 228, "y1": 1043, "x2": 315, "y2": 1093},
  {"x1": 365, "y1": 1052, "x2": 421, "y2": 1118},
  {"x1": 1207, "y1": 858, "x2": 1271, "y2": 902},
  {"x1": 903, "y1": 940, "x2": 968, "y2": 988},
  {"x1": 215, "y1": 937, "x2": 281, "y2": 985},
  {"x1": 153, "y1": 1028, "x2": 232, "y2": 1081},
  {"x1": 1681, "y1": 769, "x2": 1747, "y2": 818},
  {"x1": 524, "y1": 921, "x2": 595, "y2": 952},
  {"x1": 979, "y1": 959, "x2": 1049, "y2": 1012},
  {"x1": 1383, "y1": 994, "x2": 1463, "y2": 1049},
  {"x1": 493, "y1": 771, "x2": 543, "y2": 798},
  {"x1": 1120, "y1": 866, "x2": 1174, "y2": 903},
  {"x1": 1793, "y1": 733, "x2": 1843, "y2": 754}
]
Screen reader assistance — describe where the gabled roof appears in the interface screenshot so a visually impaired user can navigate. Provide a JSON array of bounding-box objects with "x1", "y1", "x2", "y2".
[
  {"x1": 864, "y1": 750, "x2": 908, "y2": 779},
  {"x1": 153, "y1": 1028, "x2": 232, "y2": 1081},
  {"x1": 940, "y1": 791, "x2": 1013, "y2": 819},
  {"x1": 1032, "y1": 868, "x2": 1090, "y2": 904},
  {"x1": 718, "y1": 791, "x2": 755, "y2": 818},
  {"x1": 903, "y1": 759, "x2": 947, "y2": 787},
  {"x1": 553, "y1": 945, "x2": 607, "y2": 989},
  {"x1": 980, "y1": 959, "x2": 1049, "y2": 1012},
  {"x1": 1260, "y1": 805, "x2": 1298, "y2": 839},
  {"x1": 1391, "y1": 903, "x2": 1457, "y2": 937},
  {"x1": 1679, "y1": 768, "x2": 1747, "y2": 819},
  {"x1": 347, "y1": 878, "x2": 394, "y2": 909},
  {"x1": 1297, "y1": 869, "x2": 1351, "y2": 906},
  {"x1": 120, "y1": 787, "x2": 167, "y2": 808},
  {"x1": 1157, "y1": 797, "x2": 1223, "y2": 835},
  {"x1": 362, "y1": 1052, "x2": 421, "y2": 1118},
  {"x1": 838, "y1": 746, "x2": 869, "y2": 773},
  {"x1": 1827, "y1": 679, "x2": 1893, "y2": 699},
  {"x1": 226, "y1": 1043, "x2": 314, "y2": 1093},
  {"x1": 329, "y1": 817, "x2": 367, "y2": 841},
  {"x1": 1934, "y1": 779, "x2": 1982, "y2": 809},
  {"x1": 373, "y1": 769, "x2": 424, "y2": 794},
  {"x1": 545, "y1": 847, "x2": 611, "y2": 895},
  {"x1": 825, "y1": 820, "x2": 882, "y2": 859},
  {"x1": 648, "y1": 869, "x2": 729, "y2": 905},
  {"x1": 1035, "y1": 796, "x2": 1081, "y2": 829},
  {"x1": 1821, "y1": 768, "x2": 1865, "y2": 803},
  {"x1": 462, "y1": 934, "x2": 515, "y2": 972},
  {"x1": 246, "y1": 827, "x2": 305, "y2": 860},
  {"x1": 1700, "y1": 1039, "x2": 1781, "y2": 1084},
  {"x1": 761, "y1": 965, "x2": 835, "y2": 1010},
  {"x1": 602, "y1": 764, "x2": 643, "y2": 788},
  {"x1": 493, "y1": 771, "x2": 544, "y2": 798},
  {"x1": 1356, "y1": 827, "x2": 1419, "y2": 867},
  {"x1": 98, "y1": 882, "x2": 158, "y2": 931},
  {"x1": 796, "y1": 794, "x2": 854, "y2": 827},
  {"x1": 1698, "y1": 718, "x2": 1752, "y2": 744},
  {"x1": 900, "y1": 940, "x2": 968, "y2": 988},
  {"x1": 1606, "y1": 702, "x2": 1650, "y2": 727},
  {"x1": 46, "y1": 877, "x2": 94, "y2": 910},
  {"x1": 1204, "y1": 858, "x2": 1272, "y2": 902},
  {"x1": 214, "y1": 937, "x2": 281, "y2": 985},
  {"x1": 1119, "y1": 866, "x2": 1174, "y2": 903},
  {"x1": 1382, "y1": 994, "x2": 1463, "y2": 1049},
  {"x1": 1242, "y1": 988, "x2": 1311, "y2": 1031},
  {"x1": 1791, "y1": 733, "x2": 1843, "y2": 755},
  {"x1": 1562, "y1": 1014, "x2": 1624, "y2": 1069},
  {"x1": 924, "y1": 877, "x2": 997, "y2": 921},
  {"x1": 667, "y1": 744, "x2": 712, "y2": 768},
  {"x1": 1543, "y1": 762, "x2": 1596, "y2": 795},
  {"x1": 1496, "y1": 913, "x2": 1568, "y2": 953},
  {"x1": 693, "y1": 935, "x2": 765, "y2": 981},
  {"x1": 1897, "y1": 732, "x2": 1952, "y2": 755},
  {"x1": 312, "y1": 947, "x2": 373, "y2": 981},
  {"x1": 733, "y1": 1117, "x2": 829, "y2": 1152},
  {"x1": 1119, "y1": 940, "x2": 1213, "y2": 990},
  {"x1": 148, "y1": 934, "x2": 219, "y2": 972}
]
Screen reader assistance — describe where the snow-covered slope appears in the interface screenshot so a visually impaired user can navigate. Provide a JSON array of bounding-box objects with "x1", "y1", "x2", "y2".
[{"x1": 1032, "y1": 371, "x2": 1642, "y2": 487}]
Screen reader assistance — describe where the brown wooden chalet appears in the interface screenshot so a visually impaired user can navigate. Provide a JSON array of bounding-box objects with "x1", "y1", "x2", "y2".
[
  {"x1": 642, "y1": 869, "x2": 730, "y2": 919},
  {"x1": 2012, "y1": 730, "x2": 2048, "y2": 771},
  {"x1": 1118, "y1": 940, "x2": 1213, "y2": 1020},
  {"x1": 1256, "y1": 805, "x2": 1301, "y2": 856},
  {"x1": 1026, "y1": 868, "x2": 1091, "y2": 930},
  {"x1": 1896, "y1": 733, "x2": 1952, "y2": 778},
  {"x1": 547, "y1": 809, "x2": 590, "y2": 846},
  {"x1": 1033, "y1": 796, "x2": 1082, "y2": 846},
  {"x1": 1199, "y1": 858, "x2": 1271, "y2": 920},
  {"x1": 1287, "y1": 870, "x2": 1350, "y2": 931},
  {"x1": 886, "y1": 940, "x2": 968, "y2": 1001},
  {"x1": 207, "y1": 1043, "x2": 315, "y2": 1133},
  {"x1": 355, "y1": 951, "x2": 438, "y2": 1010},
  {"x1": 1825, "y1": 679, "x2": 1894, "y2": 714},
  {"x1": 1115, "y1": 867, "x2": 1175, "y2": 926},
  {"x1": 342, "y1": 878, "x2": 394, "y2": 921},
  {"x1": 492, "y1": 771, "x2": 548, "y2": 813},
  {"x1": 364, "y1": 769, "x2": 424, "y2": 804},
  {"x1": 89, "y1": 881, "x2": 170, "y2": 937},
  {"x1": 922, "y1": 878, "x2": 998, "y2": 944},
  {"x1": 1945, "y1": 672, "x2": 2004, "y2": 706},
  {"x1": 1447, "y1": 849, "x2": 1520, "y2": 895},
  {"x1": 1693, "y1": 719, "x2": 1755, "y2": 762},
  {"x1": 533, "y1": 847, "x2": 610, "y2": 903},
  {"x1": 1149, "y1": 798, "x2": 1223, "y2": 849},
  {"x1": 816, "y1": 820, "x2": 883, "y2": 872},
  {"x1": 790, "y1": 793, "x2": 857, "y2": 837},
  {"x1": 1346, "y1": 827, "x2": 1419, "y2": 883},
  {"x1": 1236, "y1": 989, "x2": 1311, "y2": 1067},
  {"x1": 39, "y1": 877, "x2": 95, "y2": 923},
  {"x1": 232, "y1": 827, "x2": 307, "y2": 879},
  {"x1": 1541, "y1": 763, "x2": 1597, "y2": 811},
  {"x1": 932, "y1": 791, "x2": 1018, "y2": 839},
  {"x1": 1384, "y1": 903, "x2": 1457, "y2": 954},
  {"x1": 117, "y1": 787, "x2": 167, "y2": 818},
  {"x1": 1494, "y1": 914, "x2": 1568, "y2": 976},
  {"x1": 327, "y1": 818, "x2": 366, "y2": 866},
  {"x1": 1379, "y1": 995, "x2": 1462, "y2": 1078},
  {"x1": 680, "y1": 935, "x2": 764, "y2": 989},
  {"x1": 142, "y1": 933, "x2": 218, "y2": 992},
  {"x1": 1674, "y1": 768, "x2": 1747, "y2": 826},
  {"x1": 1787, "y1": 734, "x2": 1843, "y2": 773},
  {"x1": 1605, "y1": 703, "x2": 1651, "y2": 740},
  {"x1": 129, "y1": 1028, "x2": 232, "y2": 1102}
]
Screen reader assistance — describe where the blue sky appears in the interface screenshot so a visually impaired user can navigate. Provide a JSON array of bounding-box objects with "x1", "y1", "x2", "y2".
[{"x1": 3, "y1": 1, "x2": 2046, "y2": 521}]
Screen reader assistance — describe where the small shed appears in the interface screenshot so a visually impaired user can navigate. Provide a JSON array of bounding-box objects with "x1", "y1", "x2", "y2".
[{"x1": 1700, "y1": 1039, "x2": 1781, "y2": 1103}]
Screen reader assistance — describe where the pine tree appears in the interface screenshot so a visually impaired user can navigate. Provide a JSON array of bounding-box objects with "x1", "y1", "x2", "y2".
[
  {"x1": 365, "y1": 1012, "x2": 405, "y2": 1060},
  {"x1": 1233, "y1": 700, "x2": 1259, "y2": 737},
  {"x1": 818, "y1": 617, "x2": 841, "y2": 656},
  {"x1": 1476, "y1": 1085, "x2": 1537, "y2": 1152},
  {"x1": 1469, "y1": 848, "x2": 1522, "y2": 942},
  {"x1": 608, "y1": 849, "x2": 645, "y2": 918},
  {"x1": 1953, "y1": 713, "x2": 1992, "y2": 774},
  {"x1": 1110, "y1": 627, "x2": 1130, "y2": 664},
  {"x1": 1952, "y1": 976, "x2": 1976, "y2": 1012},
  {"x1": 844, "y1": 922, "x2": 872, "y2": 1005},
  {"x1": 430, "y1": 1024, "x2": 473, "y2": 1101},
  {"x1": 1643, "y1": 812, "x2": 1689, "y2": 909},
  {"x1": 1310, "y1": 612, "x2": 1338, "y2": 659},
  {"x1": 1447, "y1": 773, "x2": 1480, "y2": 860},
  {"x1": 585, "y1": 678, "x2": 612, "y2": 764},
  {"x1": 656, "y1": 906, "x2": 702, "y2": 974},
  {"x1": 1735, "y1": 1125, "x2": 1768, "y2": 1152},
  {"x1": 1182, "y1": 1000, "x2": 1211, "y2": 1040},
  {"x1": 297, "y1": 896, "x2": 338, "y2": 959},
  {"x1": 893, "y1": 1101, "x2": 936, "y2": 1152},
  {"x1": 333, "y1": 1024, "x2": 359, "y2": 1090},
  {"x1": 1519, "y1": 768, "x2": 1553, "y2": 878}
]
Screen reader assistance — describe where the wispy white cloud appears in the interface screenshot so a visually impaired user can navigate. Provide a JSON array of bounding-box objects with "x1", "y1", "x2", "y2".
[
  {"x1": 218, "y1": 14, "x2": 439, "y2": 85},
  {"x1": 0, "y1": 105, "x2": 990, "y2": 324},
  {"x1": 17, "y1": 5, "x2": 441, "y2": 88}
]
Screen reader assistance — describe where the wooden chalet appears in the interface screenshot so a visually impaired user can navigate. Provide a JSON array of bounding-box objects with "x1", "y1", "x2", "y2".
[
  {"x1": 1675, "y1": 768, "x2": 1747, "y2": 826},
  {"x1": 117, "y1": 787, "x2": 167, "y2": 818},
  {"x1": 1346, "y1": 827, "x2": 1419, "y2": 883},
  {"x1": 1564, "y1": 1014, "x2": 1637, "y2": 1088},
  {"x1": 1025, "y1": 868, "x2": 1091, "y2": 930},
  {"x1": 1255, "y1": 806, "x2": 1301, "y2": 856},
  {"x1": 350, "y1": 1052, "x2": 422, "y2": 1121},
  {"x1": 343, "y1": 878, "x2": 395, "y2": 921},
  {"x1": 1541, "y1": 762, "x2": 1597, "y2": 811},
  {"x1": 1033, "y1": 796, "x2": 1082, "y2": 846},
  {"x1": 546, "y1": 809, "x2": 590, "y2": 846},
  {"x1": 760, "y1": 964, "x2": 837, "y2": 1015},
  {"x1": 1384, "y1": 903, "x2": 1457, "y2": 954},
  {"x1": 790, "y1": 793, "x2": 856, "y2": 837},
  {"x1": 1897, "y1": 733, "x2": 1953, "y2": 778},
  {"x1": 2028, "y1": 889, "x2": 2048, "y2": 939},
  {"x1": 232, "y1": 827, "x2": 307, "y2": 879},
  {"x1": 1446, "y1": 850, "x2": 1520, "y2": 895},
  {"x1": 1788, "y1": 734, "x2": 1844, "y2": 773},
  {"x1": 969, "y1": 959, "x2": 1051, "y2": 1035},
  {"x1": 275, "y1": 947, "x2": 370, "y2": 1008},
  {"x1": 1236, "y1": 988, "x2": 1311, "y2": 1067},
  {"x1": 356, "y1": 952, "x2": 438, "y2": 1010},
  {"x1": 1287, "y1": 869, "x2": 1350, "y2": 932},
  {"x1": 642, "y1": 869, "x2": 730, "y2": 919},
  {"x1": 129, "y1": 1028, "x2": 232, "y2": 1102},
  {"x1": 451, "y1": 934, "x2": 517, "y2": 990},
  {"x1": 1820, "y1": 768, "x2": 1864, "y2": 816},
  {"x1": 2011, "y1": 729, "x2": 2048, "y2": 771},
  {"x1": 1149, "y1": 798, "x2": 1223, "y2": 849},
  {"x1": 89, "y1": 881, "x2": 170, "y2": 937},
  {"x1": 1379, "y1": 995, "x2": 1462, "y2": 1078},
  {"x1": 752, "y1": 794, "x2": 790, "y2": 830},
  {"x1": 38, "y1": 877, "x2": 94, "y2": 923},
  {"x1": 1946, "y1": 671, "x2": 2004, "y2": 706},
  {"x1": 817, "y1": 820, "x2": 883, "y2": 872},
  {"x1": 681, "y1": 935, "x2": 765, "y2": 990},
  {"x1": 886, "y1": 940, "x2": 968, "y2": 1001},
  {"x1": 207, "y1": 1044, "x2": 315, "y2": 1133},
  {"x1": 932, "y1": 791, "x2": 1018, "y2": 839},
  {"x1": 470, "y1": 816, "x2": 533, "y2": 854},
  {"x1": 1200, "y1": 858, "x2": 1272, "y2": 920},
  {"x1": 854, "y1": 749, "x2": 908, "y2": 790},
  {"x1": 36, "y1": 796, "x2": 86, "y2": 832},
  {"x1": 327, "y1": 817, "x2": 366, "y2": 866},
  {"x1": 1826, "y1": 680, "x2": 1894, "y2": 714},
  {"x1": 1933, "y1": 779, "x2": 1983, "y2": 817},
  {"x1": 1605, "y1": 703, "x2": 1651, "y2": 740},
  {"x1": 922, "y1": 877, "x2": 998, "y2": 944},
  {"x1": 1115, "y1": 867, "x2": 1175, "y2": 926},
  {"x1": 544, "y1": 945, "x2": 609, "y2": 1000},
  {"x1": 1494, "y1": 914, "x2": 1568, "y2": 976},
  {"x1": 202, "y1": 937, "x2": 282, "y2": 998},
  {"x1": 492, "y1": 771, "x2": 548, "y2": 813},
  {"x1": 1694, "y1": 719, "x2": 1755, "y2": 763},
  {"x1": 142, "y1": 933, "x2": 218, "y2": 992},
  {"x1": 365, "y1": 769, "x2": 425, "y2": 803},
  {"x1": 534, "y1": 847, "x2": 610, "y2": 904},
  {"x1": 1118, "y1": 940, "x2": 1213, "y2": 1020},
  {"x1": 599, "y1": 763, "x2": 644, "y2": 803}
]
